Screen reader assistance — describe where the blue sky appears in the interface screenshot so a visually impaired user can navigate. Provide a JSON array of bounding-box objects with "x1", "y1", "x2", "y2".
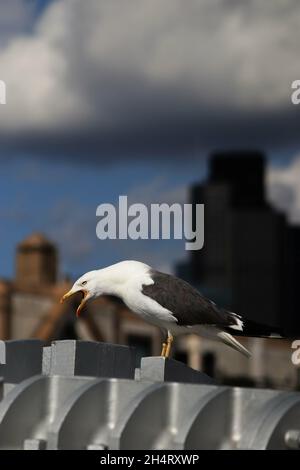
[
  {"x1": 0, "y1": 154, "x2": 207, "y2": 278},
  {"x1": 0, "y1": 150, "x2": 296, "y2": 280}
]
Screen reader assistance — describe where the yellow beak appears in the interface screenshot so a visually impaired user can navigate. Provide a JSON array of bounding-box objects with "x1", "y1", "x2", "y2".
[{"x1": 60, "y1": 289, "x2": 88, "y2": 317}]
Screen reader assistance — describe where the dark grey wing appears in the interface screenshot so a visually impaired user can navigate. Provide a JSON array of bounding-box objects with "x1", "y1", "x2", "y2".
[{"x1": 142, "y1": 270, "x2": 237, "y2": 328}]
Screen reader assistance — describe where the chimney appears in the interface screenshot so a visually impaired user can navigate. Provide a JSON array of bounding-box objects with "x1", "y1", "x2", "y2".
[{"x1": 16, "y1": 233, "x2": 58, "y2": 287}]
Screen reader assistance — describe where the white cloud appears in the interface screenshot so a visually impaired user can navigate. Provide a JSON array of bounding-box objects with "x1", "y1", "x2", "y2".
[
  {"x1": 267, "y1": 156, "x2": 300, "y2": 223},
  {"x1": 0, "y1": 0, "x2": 299, "y2": 153}
]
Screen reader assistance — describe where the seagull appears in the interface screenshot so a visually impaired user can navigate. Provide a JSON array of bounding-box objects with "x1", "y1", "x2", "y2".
[{"x1": 60, "y1": 260, "x2": 273, "y2": 358}]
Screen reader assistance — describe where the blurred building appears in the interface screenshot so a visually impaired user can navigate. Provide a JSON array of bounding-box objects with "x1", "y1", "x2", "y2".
[
  {"x1": 177, "y1": 151, "x2": 300, "y2": 389},
  {"x1": 0, "y1": 215, "x2": 299, "y2": 390},
  {"x1": 185, "y1": 151, "x2": 300, "y2": 337}
]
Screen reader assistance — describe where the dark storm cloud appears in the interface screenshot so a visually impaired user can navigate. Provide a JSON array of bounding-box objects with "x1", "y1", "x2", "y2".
[
  {"x1": 0, "y1": 0, "x2": 299, "y2": 161},
  {"x1": 1, "y1": 107, "x2": 299, "y2": 163}
]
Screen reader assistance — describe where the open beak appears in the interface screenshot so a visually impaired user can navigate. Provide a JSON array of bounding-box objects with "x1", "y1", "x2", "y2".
[{"x1": 60, "y1": 289, "x2": 88, "y2": 317}]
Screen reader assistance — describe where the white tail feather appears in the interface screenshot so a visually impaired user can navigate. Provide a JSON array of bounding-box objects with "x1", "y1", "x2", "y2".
[
  {"x1": 217, "y1": 331, "x2": 251, "y2": 358},
  {"x1": 227, "y1": 311, "x2": 244, "y2": 331}
]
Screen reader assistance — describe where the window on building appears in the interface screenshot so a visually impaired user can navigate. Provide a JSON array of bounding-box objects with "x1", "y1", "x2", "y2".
[{"x1": 202, "y1": 351, "x2": 216, "y2": 377}]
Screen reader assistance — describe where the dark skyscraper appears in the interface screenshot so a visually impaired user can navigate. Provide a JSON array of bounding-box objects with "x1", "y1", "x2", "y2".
[{"x1": 186, "y1": 151, "x2": 300, "y2": 337}]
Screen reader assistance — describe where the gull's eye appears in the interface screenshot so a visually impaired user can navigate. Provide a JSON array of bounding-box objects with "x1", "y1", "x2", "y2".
[{"x1": 81, "y1": 280, "x2": 87, "y2": 286}]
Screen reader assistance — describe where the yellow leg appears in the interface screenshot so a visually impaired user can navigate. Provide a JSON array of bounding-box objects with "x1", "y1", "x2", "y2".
[
  {"x1": 165, "y1": 332, "x2": 174, "y2": 358},
  {"x1": 160, "y1": 342, "x2": 167, "y2": 357}
]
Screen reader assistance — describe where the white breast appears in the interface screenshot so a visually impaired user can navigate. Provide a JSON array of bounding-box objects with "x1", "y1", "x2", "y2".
[{"x1": 119, "y1": 265, "x2": 177, "y2": 327}]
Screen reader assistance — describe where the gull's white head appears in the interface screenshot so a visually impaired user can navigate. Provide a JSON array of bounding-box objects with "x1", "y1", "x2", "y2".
[
  {"x1": 60, "y1": 270, "x2": 101, "y2": 316},
  {"x1": 60, "y1": 260, "x2": 150, "y2": 316}
]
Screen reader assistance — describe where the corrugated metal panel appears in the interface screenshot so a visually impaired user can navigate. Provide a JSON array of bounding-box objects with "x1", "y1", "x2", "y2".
[{"x1": 0, "y1": 339, "x2": 299, "y2": 450}]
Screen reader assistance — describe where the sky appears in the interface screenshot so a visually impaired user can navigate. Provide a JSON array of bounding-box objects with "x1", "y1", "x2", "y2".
[{"x1": 0, "y1": 0, "x2": 300, "y2": 279}]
